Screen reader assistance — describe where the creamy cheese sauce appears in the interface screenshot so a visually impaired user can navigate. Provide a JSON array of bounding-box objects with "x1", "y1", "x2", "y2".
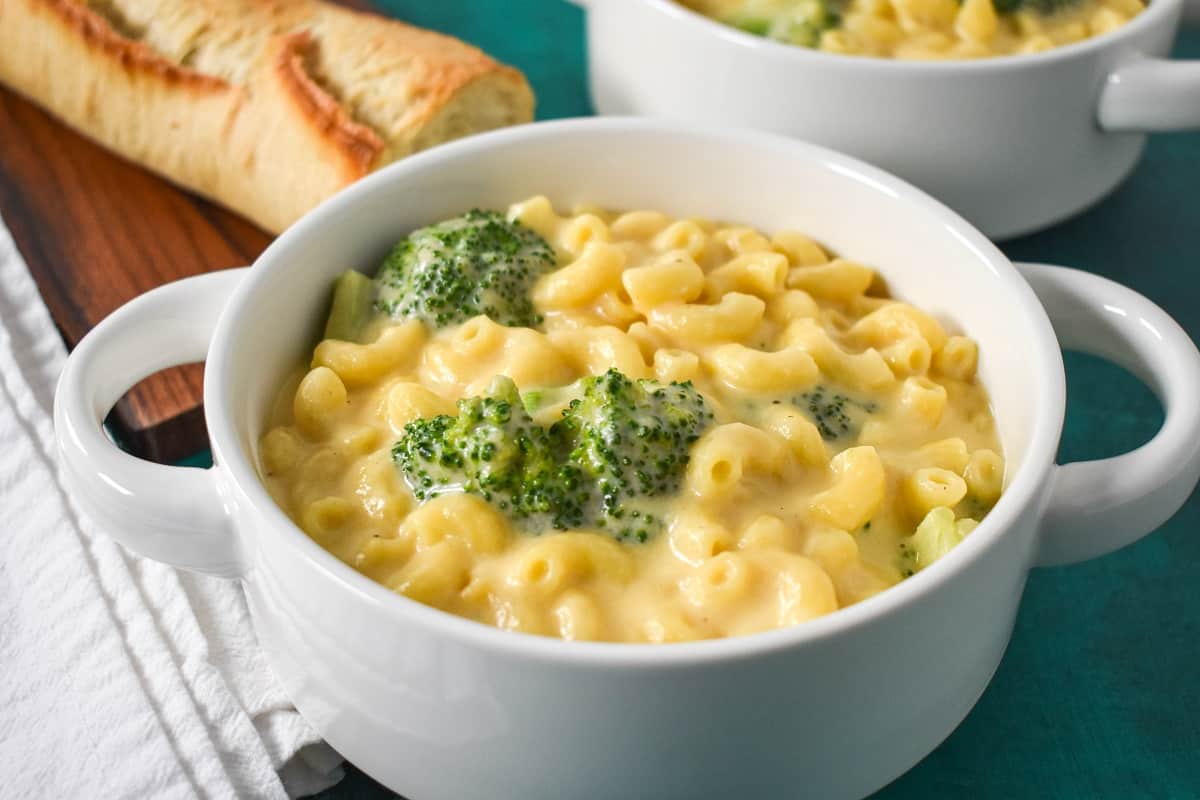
[{"x1": 259, "y1": 199, "x2": 1005, "y2": 642}]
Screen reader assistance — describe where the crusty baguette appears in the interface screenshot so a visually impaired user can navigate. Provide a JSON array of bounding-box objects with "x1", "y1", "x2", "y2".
[{"x1": 0, "y1": 0, "x2": 534, "y2": 233}]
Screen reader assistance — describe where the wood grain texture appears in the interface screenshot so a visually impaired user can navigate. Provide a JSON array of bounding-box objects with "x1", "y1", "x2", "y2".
[{"x1": 0, "y1": 84, "x2": 272, "y2": 463}]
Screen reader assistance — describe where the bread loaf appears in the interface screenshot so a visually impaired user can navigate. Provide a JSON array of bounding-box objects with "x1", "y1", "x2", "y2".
[{"x1": 0, "y1": 0, "x2": 535, "y2": 232}]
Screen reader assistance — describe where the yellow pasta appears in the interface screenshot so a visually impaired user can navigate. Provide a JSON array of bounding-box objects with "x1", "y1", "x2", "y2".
[
  {"x1": 705, "y1": 343, "x2": 819, "y2": 393},
  {"x1": 621, "y1": 253, "x2": 706, "y2": 311},
  {"x1": 508, "y1": 533, "x2": 634, "y2": 591},
  {"x1": 301, "y1": 496, "x2": 355, "y2": 542},
  {"x1": 957, "y1": 0, "x2": 999, "y2": 42},
  {"x1": 260, "y1": 427, "x2": 305, "y2": 476},
  {"x1": 766, "y1": 289, "x2": 819, "y2": 325},
  {"x1": 933, "y1": 335, "x2": 979, "y2": 381},
  {"x1": 652, "y1": 219, "x2": 709, "y2": 258},
  {"x1": 879, "y1": 337, "x2": 933, "y2": 378},
  {"x1": 652, "y1": 347, "x2": 703, "y2": 383},
  {"x1": 550, "y1": 326, "x2": 652, "y2": 380},
  {"x1": 710, "y1": 225, "x2": 766, "y2": 252},
  {"x1": 781, "y1": 318, "x2": 895, "y2": 391},
  {"x1": 964, "y1": 448, "x2": 1005, "y2": 503},
  {"x1": 767, "y1": 552, "x2": 839, "y2": 625},
  {"x1": 533, "y1": 241, "x2": 627, "y2": 309},
  {"x1": 737, "y1": 514, "x2": 792, "y2": 552},
  {"x1": 260, "y1": 198, "x2": 1005, "y2": 643},
  {"x1": 850, "y1": 303, "x2": 948, "y2": 352},
  {"x1": 904, "y1": 467, "x2": 969, "y2": 516},
  {"x1": 686, "y1": 423, "x2": 788, "y2": 499},
  {"x1": 786, "y1": 259, "x2": 875, "y2": 301},
  {"x1": 400, "y1": 493, "x2": 510, "y2": 555},
  {"x1": 507, "y1": 194, "x2": 560, "y2": 241},
  {"x1": 680, "y1": 552, "x2": 754, "y2": 610},
  {"x1": 290, "y1": 448, "x2": 344, "y2": 510},
  {"x1": 772, "y1": 231, "x2": 829, "y2": 267},
  {"x1": 704, "y1": 252, "x2": 789, "y2": 300},
  {"x1": 592, "y1": 290, "x2": 642, "y2": 328},
  {"x1": 808, "y1": 446, "x2": 887, "y2": 531},
  {"x1": 802, "y1": 528, "x2": 860, "y2": 574},
  {"x1": 355, "y1": 449, "x2": 412, "y2": 525},
  {"x1": 355, "y1": 534, "x2": 412, "y2": 582},
  {"x1": 896, "y1": 375, "x2": 948, "y2": 430},
  {"x1": 669, "y1": 507, "x2": 736, "y2": 564},
  {"x1": 557, "y1": 213, "x2": 611, "y2": 258},
  {"x1": 385, "y1": 382, "x2": 453, "y2": 433},
  {"x1": 553, "y1": 591, "x2": 605, "y2": 641},
  {"x1": 640, "y1": 609, "x2": 707, "y2": 644},
  {"x1": 293, "y1": 367, "x2": 348, "y2": 439},
  {"x1": 610, "y1": 209, "x2": 672, "y2": 240},
  {"x1": 390, "y1": 539, "x2": 473, "y2": 607},
  {"x1": 312, "y1": 321, "x2": 425, "y2": 387},
  {"x1": 908, "y1": 437, "x2": 972, "y2": 473},
  {"x1": 422, "y1": 317, "x2": 573, "y2": 394},
  {"x1": 646, "y1": 293, "x2": 766, "y2": 345},
  {"x1": 759, "y1": 404, "x2": 828, "y2": 466}
]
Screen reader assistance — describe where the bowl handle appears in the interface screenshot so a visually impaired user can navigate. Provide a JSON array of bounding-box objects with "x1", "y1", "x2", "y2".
[
  {"x1": 53, "y1": 269, "x2": 249, "y2": 577},
  {"x1": 1098, "y1": 56, "x2": 1200, "y2": 131},
  {"x1": 1018, "y1": 263, "x2": 1200, "y2": 566}
]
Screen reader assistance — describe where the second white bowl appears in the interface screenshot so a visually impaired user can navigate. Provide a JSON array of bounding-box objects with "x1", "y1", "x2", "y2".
[{"x1": 572, "y1": 0, "x2": 1200, "y2": 238}]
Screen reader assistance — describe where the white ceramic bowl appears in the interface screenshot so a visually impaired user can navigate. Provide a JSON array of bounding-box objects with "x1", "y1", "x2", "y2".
[
  {"x1": 570, "y1": 0, "x2": 1200, "y2": 239},
  {"x1": 54, "y1": 119, "x2": 1200, "y2": 800}
]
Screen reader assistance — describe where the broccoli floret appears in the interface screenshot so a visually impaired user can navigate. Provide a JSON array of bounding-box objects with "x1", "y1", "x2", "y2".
[
  {"x1": 392, "y1": 370, "x2": 714, "y2": 543},
  {"x1": 899, "y1": 507, "x2": 980, "y2": 575},
  {"x1": 374, "y1": 210, "x2": 555, "y2": 329},
  {"x1": 724, "y1": 0, "x2": 844, "y2": 48},
  {"x1": 553, "y1": 370, "x2": 714, "y2": 542},
  {"x1": 794, "y1": 385, "x2": 877, "y2": 442},
  {"x1": 392, "y1": 377, "x2": 585, "y2": 528}
]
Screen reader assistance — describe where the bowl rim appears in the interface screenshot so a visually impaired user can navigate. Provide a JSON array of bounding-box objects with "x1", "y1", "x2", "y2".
[
  {"x1": 636, "y1": 0, "x2": 1177, "y2": 71},
  {"x1": 207, "y1": 117, "x2": 1066, "y2": 666}
]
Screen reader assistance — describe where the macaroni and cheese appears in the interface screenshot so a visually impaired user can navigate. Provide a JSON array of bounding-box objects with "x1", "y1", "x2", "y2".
[
  {"x1": 680, "y1": 0, "x2": 1146, "y2": 58},
  {"x1": 259, "y1": 198, "x2": 1005, "y2": 642}
]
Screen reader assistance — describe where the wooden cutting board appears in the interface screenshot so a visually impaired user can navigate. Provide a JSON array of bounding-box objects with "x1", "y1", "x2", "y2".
[
  {"x1": 0, "y1": 0, "x2": 384, "y2": 465},
  {"x1": 0, "y1": 85, "x2": 274, "y2": 464}
]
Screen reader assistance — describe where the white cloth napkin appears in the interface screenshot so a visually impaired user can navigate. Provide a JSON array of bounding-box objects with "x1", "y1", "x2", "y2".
[{"x1": 0, "y1": 215, "x2": 344, "y2": 799}]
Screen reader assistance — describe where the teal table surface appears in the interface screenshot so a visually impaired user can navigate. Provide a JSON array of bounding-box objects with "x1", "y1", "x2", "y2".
[{"x1": 264, "y1": 2, "x2": 1200, "y2": 796}]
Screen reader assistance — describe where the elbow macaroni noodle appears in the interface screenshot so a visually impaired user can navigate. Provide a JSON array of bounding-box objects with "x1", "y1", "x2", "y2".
[{"x1": 260, "y1": 198, "x2": 1005, "y2": 643}]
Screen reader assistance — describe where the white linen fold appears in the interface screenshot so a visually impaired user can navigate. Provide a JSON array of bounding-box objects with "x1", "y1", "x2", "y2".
[{"x1": 0, "y1": 214, "x2": 343, "y2": 799}]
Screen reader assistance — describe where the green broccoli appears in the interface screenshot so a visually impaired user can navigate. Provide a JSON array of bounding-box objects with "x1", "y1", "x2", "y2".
[
  {"x1": 554, "y1": 370, "x2": 713, "y2": 540},
  {"x1": 374, "y1": 209, "x2": 555, "y2": 329},
  {"x1": 392, "y1": 370, "x2": 714, "y2": 543},
  {"x1": 725, "y1": 0, "x2": 844, "y2": 48},
  {"x1": 899, "y1": 507, "x2": 979, "y2": 575},
  {"x1": 793, "y1": 385, "x2": 877, "y2": 442},
  {"x1": 520, "y1": 380, "x2": 585, "y2": 422},
  {"x1": 728, "y1": 15, "x2": 773, "y2": 36},
  {"x1": 392, "y1": 376, "x2": 585, "y2": 528},
  {"x1": 323, "y1": 269, "x2": 376, "y2": 342}
]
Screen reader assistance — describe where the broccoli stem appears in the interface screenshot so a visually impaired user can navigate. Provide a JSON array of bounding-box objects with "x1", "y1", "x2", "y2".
[{"x1": 323, "y1": 270, "x2": 376, "y2": 342}]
